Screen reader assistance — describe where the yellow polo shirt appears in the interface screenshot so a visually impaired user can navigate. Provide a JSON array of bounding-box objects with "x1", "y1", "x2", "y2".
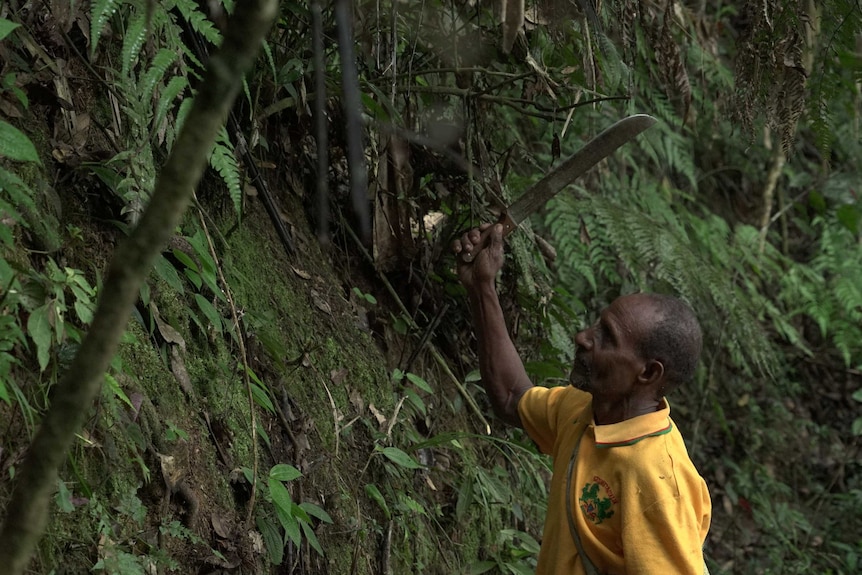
[{"x1": 518, "y1": 385, "x2": 711, "y2": 575}]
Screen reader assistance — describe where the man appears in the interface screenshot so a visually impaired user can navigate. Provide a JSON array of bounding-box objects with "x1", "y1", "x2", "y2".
[{"x1": 452, "y1": 223, "x2": 711, "y2": 574}]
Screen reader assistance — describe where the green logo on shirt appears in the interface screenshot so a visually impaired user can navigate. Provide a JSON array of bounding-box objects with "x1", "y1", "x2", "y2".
[{"x1": 580, "y1": 482, "x2": 615, "y2": 524}]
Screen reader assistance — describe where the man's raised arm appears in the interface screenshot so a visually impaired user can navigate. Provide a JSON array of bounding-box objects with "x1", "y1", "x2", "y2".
[{"x1": 452, "y1": 224, "x2": 533, "y2": 427}]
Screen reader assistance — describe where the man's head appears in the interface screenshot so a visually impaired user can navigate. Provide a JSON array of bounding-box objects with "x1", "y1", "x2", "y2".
[{"x1": 569, "y1": 293, "x2": 702, "y2": 402}]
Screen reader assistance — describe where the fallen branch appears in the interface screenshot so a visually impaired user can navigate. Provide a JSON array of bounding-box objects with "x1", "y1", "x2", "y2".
[{"x1": 0, "y1": 1, "x2": 277, "y2": 572}]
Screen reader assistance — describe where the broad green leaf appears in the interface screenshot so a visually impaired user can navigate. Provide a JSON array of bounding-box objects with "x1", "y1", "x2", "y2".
[
  {"x1": 290, "y1": 503, "x2": 310, "y2": 523},
  {"x1": 153, "y1": 255, "x2": 184, "y2": 293},
  {"x1": 0, "y1": 18, "x2": 20, "y2": 41},
  {"x1": 465, "y1": 370, "x2": 482, "y2": 383},
  {"x1": 55, "y1": 480, "x2": 75, "y2": 513},
  {"x1": 27, "y1": 303, "x2": 52, "y2": 371},
  {"x1": 0, "y1": 121, "x2": 41, "y2": 163},
  {"x1": 194, "y1": 294, "x2": 222, "y2": 332},
  {"x1": 378, "y1": 446, "x2": 422, "y2": 469},
  {"x1": 74, "y1": 300, "x2": 94, "y2": 324},
  {"x1": 256, "y1": 516, "x2": 284, "y2": 565},
  {"x1": 269, "y1": 464, "x2": 302, "y2": 482},
  {"x1": 364, "y1": 483, "x2": 390, "y2": 519},
  {"x1": 300, "y1": 521, "x2": 323, "y2": 555},
  {"x1": 404, "y1": 388, "x2": 426, "y2": 416},
  {"x1": 405, "y1": 372, "x2": 433, "y2": 393},
  {"x1": 468, "y1": 561, "x2": 497, "y2": 574},
  {"x1": 268, "y1": 477, "x2": 293, "y2": 514},
  {"x1": 276, "y1": 503, "x2": 301, "y2": 546},
  {"x1": 250, "y1": 381, "x2": 275, "y2": 414},
  {"x1": 172, "y1": 248, "x2": 200, "y2": 273},
  {"x1": 299, "y1": 502, "x2": 333, "y2": 523}
]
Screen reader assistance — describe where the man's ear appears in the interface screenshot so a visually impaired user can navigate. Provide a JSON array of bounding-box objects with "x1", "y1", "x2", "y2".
[{"x1": 638, "y1": 359, "x2": 665, "y2": 387}]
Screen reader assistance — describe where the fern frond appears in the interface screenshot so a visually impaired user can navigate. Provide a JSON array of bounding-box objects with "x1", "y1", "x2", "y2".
[
  {"x1": 261, "y1": 39, "x2": 278, "y2": 84},
  {"x1": 172, "y1": 0, "x2": 222, "y2": 45},
  {"x1": 167, "y1": 97, "x2": 195, "y2": 150},
  {"x1": 595, "y1": 31, "x2": 625, "y2": 92},
  {"x1": 209, "y1": 127, "x2": 242, "y2": 216},
  {"x1": 808, "y1": 96, "x2": 833, "y2": 162},
  {"x1": 138, "y1": 48, "x2": 177, "y2": 99},
  {"x1": 90, "y1": 0, "x2": 124, "y2": 56},
  {"x1": 548, "y1": 184, "x2": 781, "y2": 376},
  {"x1": 153, "y1": 75, "x2": 189, "y2": 135},
  {"x1": 120, "y1": 9, "x2": 148, "y2": 77},
  {"x1": 0, "y1": 166, "x2": 37, "y2": 231}
]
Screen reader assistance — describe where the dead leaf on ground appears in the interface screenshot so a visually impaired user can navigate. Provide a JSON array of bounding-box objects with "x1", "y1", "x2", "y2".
[
  {"x1": 291, "y1": 266, "x2": 311, "y2": 280},
  {"x1": 249, "y1": 530, "x2": 265, "y2": 554},
  {"x1": 203, "y1": 553, "x2": 242, "y2": 569},
  {"x1": 170, "y1": 345, "x2": 195, "y2": 397},
  {"x1": 151, "y1": 302, "x2": 186, "y2": 349},
  {"x1": 0, "y1": 98, "x2": 23, "y2": 118},
  {"x1": 157, "y1": 453, "x2": 182, "y2": 491},
  {"x1": 330, "y1": 367, "x2": 348, "y2": 385},
  {"x1": 368, "y1": 403, "x2": 387, "y2": 428},
  {"x1": 349, "y1": 387, "x2": 365, "y2": 413},
  {"x1": 311, "y1": 289, "x2": 332, "y2": 315},
  {"x1": 130, "y1": 392, "x2": 144, "y2": 421},
  {"x1": 244, "y1": 182, "x2": 258, "y2": 196},
  {"x1": 211, "y1": 512, "x2": 233, "y2": 539}
]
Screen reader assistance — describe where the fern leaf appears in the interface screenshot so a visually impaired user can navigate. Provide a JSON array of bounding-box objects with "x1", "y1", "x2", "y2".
[
  {"x1": 90, "y1": 0, "x2": 123, "y2": 56},
  {"x1": 139, "y1": 48, "x2": 177, "y2": 99},
  {"x1": 809, "y1": 97, "x2": 833, "y2": 163},
  {"x1": 174, "y1": 0, "x2": 222, "y2": 45},
  {"x1": 209, "y1": 127, "x2": 242, "y2": 216},
  {"x1": 153, "y1": 75, "x2": 189, "y2": 135},
  {"x1": 0, "y1": 165, "x2": 37, "y2": 219},
  {"x1": 596, "y1": 32, "x2": 624, "y2": 92},
  {"x1": 121, "y1": 10, "x2": 148, "y2": 77},
  {"x1": 262, "y1": 39, "x2": 277, "y2": 84},
  {"x1": 167, "y1": 97, "x2": 195, "y2": 150}
]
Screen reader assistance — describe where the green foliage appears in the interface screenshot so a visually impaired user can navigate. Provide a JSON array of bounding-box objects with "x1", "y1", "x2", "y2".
[
  {"x1": 0, "y1": 17, "x2": 20, "y2": 41},
  {"x1": 209, "y1": 127, "x2": 243, "y2": 217},
  {"x1": 257, "y1": 463, "x2": 333, "y2": 562},
  {"x1": 83, "y1": 0, "x2": 244, "y2": 222},
  {"x1": 0, "y1": 120, "x2": 40, "y2": 164},
  {"x1": 89, "y1": 0, "x2": 123, "y2": 56}
]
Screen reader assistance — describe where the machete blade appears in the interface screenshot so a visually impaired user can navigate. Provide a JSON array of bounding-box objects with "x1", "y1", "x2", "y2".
[{"x1": 501, "y1": 114, "x2": 657, "y2": 233}]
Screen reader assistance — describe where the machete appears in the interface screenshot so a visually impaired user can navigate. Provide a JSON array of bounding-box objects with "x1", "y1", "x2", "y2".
[{"x1": 461, "y1": 114, "x2": 656, "y2": 262}]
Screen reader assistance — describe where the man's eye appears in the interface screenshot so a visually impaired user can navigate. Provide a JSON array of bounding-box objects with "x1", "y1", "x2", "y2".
[{"x1": 599, "y1": 324, "x2": 613, "y2": 345}]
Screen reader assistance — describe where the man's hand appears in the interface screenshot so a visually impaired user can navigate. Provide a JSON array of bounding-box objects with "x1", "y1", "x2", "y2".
[{"x1": 451, "y1": 223, "x2": 505, "y2": 290}]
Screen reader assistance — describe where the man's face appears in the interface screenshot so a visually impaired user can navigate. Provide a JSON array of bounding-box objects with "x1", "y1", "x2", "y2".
[{"x1": 570, "y1": 294, "x2": 659, "y2": 399}]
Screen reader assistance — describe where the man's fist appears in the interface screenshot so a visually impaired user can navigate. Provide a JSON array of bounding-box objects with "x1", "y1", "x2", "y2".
[{"x1": 452, "y1": 223, "x2": 505, "y2": 289}]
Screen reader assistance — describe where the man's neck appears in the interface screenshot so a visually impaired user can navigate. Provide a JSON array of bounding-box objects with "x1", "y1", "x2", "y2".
[{"x1": 591, "y1": 395, "x2": 663, "y2": 425}]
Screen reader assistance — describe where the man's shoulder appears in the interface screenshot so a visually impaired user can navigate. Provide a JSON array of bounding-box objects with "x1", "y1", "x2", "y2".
[{"x1": 522, "y1": 384, "x2": 591, "y2": 405}]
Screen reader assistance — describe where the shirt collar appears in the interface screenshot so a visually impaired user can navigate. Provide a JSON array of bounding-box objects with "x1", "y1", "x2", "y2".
[{"x1": 591, "y1": 399, "x2": 673, "y2": 448}]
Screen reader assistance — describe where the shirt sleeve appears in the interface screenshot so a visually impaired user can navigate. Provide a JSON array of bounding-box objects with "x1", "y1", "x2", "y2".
[
  {"x1": 518, "y1": 386, "x2": 590, "y2": 455},
  {"x1": 619, "y1": 460, "x2": 711, "y2": 574}
]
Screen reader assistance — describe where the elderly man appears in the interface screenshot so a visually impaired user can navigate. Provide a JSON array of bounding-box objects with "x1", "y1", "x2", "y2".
[{"x1": 453, "y1": 223, "x2": 711, "y2": 575}]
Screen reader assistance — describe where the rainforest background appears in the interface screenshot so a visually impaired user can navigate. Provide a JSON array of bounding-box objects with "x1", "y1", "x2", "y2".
[{"x1": 0, "y1": 0, "x2": 860, "y2": 573}]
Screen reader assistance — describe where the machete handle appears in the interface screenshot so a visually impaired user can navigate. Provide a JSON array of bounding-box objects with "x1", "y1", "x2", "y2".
[{"x1": 460, "y1": 212, "x2": 518, "y2": 263}]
